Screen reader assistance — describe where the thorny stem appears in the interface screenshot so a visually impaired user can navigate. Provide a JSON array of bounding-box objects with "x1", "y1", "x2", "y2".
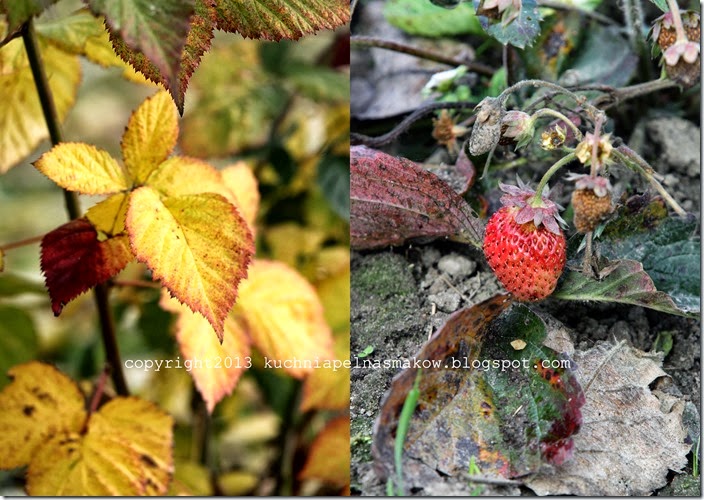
[
  {"x1": 613, "y1": 146, "x2": 687, "y2": 216},
  {"x1": 531, "y1": 108, "x2": 583, "y2": 141},
  {"x1": 531, "y1": 152, "x2": 577, "y2": 205},
  {"x1": 351, "y1": 36, "x2": 495, "y2": 76},
  {"x1": 22, "y1": 19, "x2": 129, "y2": 396}
]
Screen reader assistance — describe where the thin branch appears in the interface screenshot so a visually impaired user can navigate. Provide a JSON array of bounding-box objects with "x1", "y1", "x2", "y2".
[
  {"x1": 351, "y1": 36, "x2": 495, "y2": 76},
  {"x1": 22, "y1": 18, "x2": 128, "y2": 396},
  {"x1": 111, "y1": 279, "x2": 161, "y2": 289},
  {"x1": 0, "y1": 234, "x2": 44, "y2": 252},
  {"x1": 351, "y1": 101, "x2": 478, "y2": 147}
]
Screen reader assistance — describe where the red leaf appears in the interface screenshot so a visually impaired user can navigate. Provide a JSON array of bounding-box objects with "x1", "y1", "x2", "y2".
[
  {"x1": 41, "y1": 219, "x2": 133, "y2": 315},
  {"x1": 350, "y1": 146, "x2": 483, "y2": 250}
]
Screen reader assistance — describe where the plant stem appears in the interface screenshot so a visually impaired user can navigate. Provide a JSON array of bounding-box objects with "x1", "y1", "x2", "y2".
[
  {"x1": 613, "y1": 146, "x2": 687, "y2": 215},
  {"x1": 531, "y1": 108, "x2": 583, "y2": 141},
  {"x1": 499, "y1": 79, "x2": 602, "y2": 120},
  {"x1": 532, "y1": 152, "x2": 577, "y2": 203},
  {"x1": 666, "y1": 0, "x2": 687, "y2": 41},
  {"x1": 351, "y1": 36, "x2": 495, "y2": 76},
  {"x1": 0, "y1": 234, "x2": 44, "y2": 252},
  {"x1": 21, "y1": 19, "x2": 81, "y2": 220},
  {"x1": 590, "y1": 115, "x2": 604, "y2": 176},
  {"x1": 22, "y1": 19, "x2": 129, "y2": 396}
]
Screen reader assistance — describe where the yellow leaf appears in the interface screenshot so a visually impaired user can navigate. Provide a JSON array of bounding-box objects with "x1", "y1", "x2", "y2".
[
  {"x1": 315, "y1": 247, "x2": 351, "y2": 333},
  {"x1": 34, "y1": 142, "x2": 129, "y2": 194},
  {"x1": 221, "y1": 162, "x2": 260, "y2": 231},
  {"x1": 85, "y1": 192, "x2": 130, "y2": 236},
  {"x1": 300, "y1": 330, "x2": 350, "y2": 412},
  {"x1": 264, "y1": 223, "x2": 325, "y2": 269},
  {"x1": 0, "y1": 38, "x2": 80, "y2": 173},
  {"x1": 298, "y1": 415, "x2": 350, "y2": 489},
  {"x1": 127, "y1": 187, "x2": 253, "y2": 337},
  {"x1": 172, "y1": 301, "x2": 251, "y2": 413},
  {"x1": 121, "y1": 90, "x2": 179, "y2": 184},
  {"x1": 235, "y1": 260, "x2": 333, "y2": 378},
  {"x1": 170, "y1": 460, "x2": 214, "y2": 496},
  {"x1": 0, "y1": 362, "x2": 86, "y2": 469},
  {"x1": 27, "y1": 397, "x2": 173, "y2": 495},
  {"x1": 147, "y1": 156, "x2": 229, "y2": 198},
  {"x1": 217, "y1": 470, "x2": 259, "y2": 496}
]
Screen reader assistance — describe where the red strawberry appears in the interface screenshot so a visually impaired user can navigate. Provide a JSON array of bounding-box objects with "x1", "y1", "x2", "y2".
[{"x1": 483, "y1": 179, "x2": 567, "y2": 301}]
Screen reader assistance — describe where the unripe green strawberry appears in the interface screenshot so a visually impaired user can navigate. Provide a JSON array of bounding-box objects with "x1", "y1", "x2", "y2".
[{"x1": 483, "y1": 180, "x2": 567, "y2": 301}]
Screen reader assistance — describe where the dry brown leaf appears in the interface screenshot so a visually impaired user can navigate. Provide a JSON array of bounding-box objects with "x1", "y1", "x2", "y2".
[{"x1": 525, "y1": 341, "x2": 691, "y2": 496}]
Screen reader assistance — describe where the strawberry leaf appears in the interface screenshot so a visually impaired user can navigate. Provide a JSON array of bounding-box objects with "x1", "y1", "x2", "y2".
[
  {"x1": 350, "y1": 146, "x2": 483, "y2": 249},
  {"x1": 474, "y1": 0, "x2": 541, "y2": 49},
  {"x1": 87, "y1": 0, "x2": 195, "y2": 112},
  {"x1": 373, "y1": 295, "x2": 585, "y2": 483},
  {"x1": 213, "y1": 0, "x2": 350, "y2": 41},
  {"x1": 41, "y1": 219, "x2": 133, "y2": 315}
]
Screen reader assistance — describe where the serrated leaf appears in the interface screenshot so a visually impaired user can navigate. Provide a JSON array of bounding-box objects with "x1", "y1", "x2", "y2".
[
  {"x1": 0, "y1": 361, "x2": 86, "y2": 470},
  {"x1": 34, "y1": 9, "x2": 106, "y2": 54},
  {"x1": 213, "y1": 0, "x2": 350, "y2": 41},
  {"x1": 0, "y1": 38, "x2": 80, "y2": 173},
  {"x1": 27, "y1": 397, "x2": 173, "y2": 495},
  {"x1": 34, "y1": 142, "x2": 129, "y2": 194},
  {"x1": 147, "y1": 156, "x2": 229, "y2": 199},
  {"x1": 41, "y1": 218, "x2": 133, "y2": 315},
  {"x1": 350, "y1": 146, "x2": 483, "y2": 249},
  {"x1": 553, "y1": 260, "x2": 698, "y2": 317},
  {"x1": 171, "y1": 303, "x2": 251, "y2": 413},
  {"x1": 121, "y1": 90, "x2": 178, "y2": 184},
  {"x1": 86, "y1": 192, "x2": 130, "y2": 236},
  {"x1": 298, "y1": 415, "x2": 350, "y2": 488},
  {"x1": 126, "y1": 187, "x2": 253, "y2": 338},
  {"x1": 235, "y1": 260, "x2": 334, "y2": 378},
  {"x1": 475, "y1": 0, "x2": 542, "y2": 48},
  {"x1": 0, "y1": 0, "x2": 60, "y2": 37},
  {"x1": 384, "y1": 0, "x2": 483, "y2": 37},
  {"x1": 88, "y1": 0, "x2": 195, "y2": 111},
  {"x1": 221, "y1": 162, "x2": 260, "y2": 231},
  {"x1": 373, "y1": 296, "x2": 585, "y2": 482}
]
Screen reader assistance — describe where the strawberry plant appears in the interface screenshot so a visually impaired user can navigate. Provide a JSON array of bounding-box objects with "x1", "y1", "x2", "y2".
[
  {"x1": 0, "y1": 0, "x2": 349, "y2": 495},
  {"x1": 351, "y1": 0, "x2": 699, "y2": 495}
]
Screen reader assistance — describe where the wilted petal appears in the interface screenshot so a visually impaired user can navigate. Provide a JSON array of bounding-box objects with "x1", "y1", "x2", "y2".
[{"x1": 683, "y1": 42, "x2": 700, "y2": 64}]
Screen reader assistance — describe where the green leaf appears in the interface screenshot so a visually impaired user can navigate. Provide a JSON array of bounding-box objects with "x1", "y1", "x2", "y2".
[
  {"x1": 213, "y1": 0, "x2": 349, "y2": 41},
  {"x1": 384, "y1": 0, "x2": 483, "y2": 37},
  {"x1": 0, "y1": 306, "x2": 39, "y2": 389},
  {"x1": 649, "y1": 0, "x2": 669, "y2": 12},
  {"x1": 0, "y1": 273, "x2": 47, "y2": 297},
  {"x1": 553, "y1": 259, "x2": 698, "y2": 317},
  {"x1": 596, "y1": 216, "x2": 700, "y2": 314},
  {"x1": 34, "y1": 9, "x2": 106, "y2": 54},
  {"x1": 558, "y1": 24, "x2": 637, "y2": 87},
  {"x1": 475, "y1": 0, "x2": 542, "y2": 48},
  {"x1": 87, "y1": 0, "x2": 195, "y2": 110},
  {"x1": 317, "y1": 155, "x2": 350, "y2": 221},
  {"x1": 0, "y1": 0, "x2": 60, "y2": 39}
]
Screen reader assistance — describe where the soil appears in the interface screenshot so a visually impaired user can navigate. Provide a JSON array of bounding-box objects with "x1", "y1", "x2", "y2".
[{"x1": 349, "y1": 115, "x2": 701, "y2": 495}]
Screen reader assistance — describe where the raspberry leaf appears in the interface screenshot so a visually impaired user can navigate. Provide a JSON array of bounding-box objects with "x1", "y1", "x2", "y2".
[
  {"x1": 41, "y1": 219, "x2": 133, "y2": 315},
  {"x1": 0, "y1": 0, "x2": 60, "y2": 40},
  {"x1": 299, "y1": 415, "x2": 350, "y2": 489},
  {"x1": 126, "y1": 187, "x2": 253, "y2": 338},
  {"x1": 350, "y1": 146, "x2": 483, "y2": 249},
  {"x1": 373, "y1": 295, "x2": 585, "y2": 483},
  {"x1": 213, "y1": 0, "x2": 349, "y2": 41}
]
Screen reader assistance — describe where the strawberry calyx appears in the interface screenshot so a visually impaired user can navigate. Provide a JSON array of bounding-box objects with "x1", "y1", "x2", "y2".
[{"x1": 498, "y1": 177, "x2": 566, "y2": 235}]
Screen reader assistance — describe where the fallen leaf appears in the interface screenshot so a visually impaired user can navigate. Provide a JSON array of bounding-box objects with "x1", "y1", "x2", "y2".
[
  {"x1": 525, "y1": 342, "x2": 691, "y2": 495},
  {"x1": 350, "y1": 146, "x2": 483, "y2": 250},
  {"x1": 373, "y1": 295, "x2": 585, "y2": 484}
]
